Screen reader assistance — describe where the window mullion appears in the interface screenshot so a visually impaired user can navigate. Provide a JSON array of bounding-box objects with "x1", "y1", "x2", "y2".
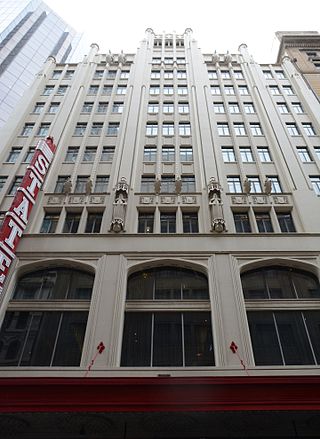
[
  {"x1": 18, "y1": 312, "x2": 34, "y2": 366},
  {"x1": 181, "y1": 312, "x2": 185, "y2": 367},
  {"x1": 273, "y1": 312, "x2": 285, "y2": 365},
  {"x1": 301, "y1": 311, "x2": 318, "y2": 365},
  {"x1": 150, "y1": 313, "x2": 154, "y2": 367},
  {"x1": 50, "y1": 312, "x2": 63, "y2": 366}
]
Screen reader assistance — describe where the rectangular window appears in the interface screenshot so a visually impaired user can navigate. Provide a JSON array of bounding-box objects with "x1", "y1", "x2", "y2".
[
  {"x1": 283, "y1": 86, "x2": 294, "y2": 95},
  {"x1": 161, "y1": 176, "x2": 175, "y2": 193},
  {"x1": 211, "y1": 86, "x2": 220, "y2": 95},
  {"x1": 286, "y1": 123, "x2": 300, "y2": 136},
  {"x1": 37, "y1": 123, "x2": 50, "y2": 136},
  {"x1": 292, "y1": 102, "x2": 303, "y2": 114},
  {"x1": 75, "y1": 176, "x2": 89, "y2": 193},
  {"x1": 217, "y1": 123, "x2": 230, "y2": 136},
  {"x1": 182, "y1": 212, "x2": 199, "y2": 233},
  {"x1": 221, "y1": 70, "x2": 230, "y2": 79},
  {"x1": 64, "y1": 70, "x2": 74, "y2": 79},
  {"x1": 247, "y1": 176, "x2": 262, "y2": 193},
  {"x1": 94, "y1": 70, "x2": 104, "y2": 79},
  {"x1": 138, "y1": 212, "x2": 154, "y2": 233},
  {"x1": 151, "y1": 71, "x2": 160, "y2": 79},
  {"x1": 82, "y1": 102, "x2": 93, "y2": 113},
  {"x1": 63, "y1": 213, "x2": 81, "y2": 233},
  {"x1": 243, "y1": 102, "x2": 255, "y2": 114},
  {"x1": 162, "y1": 146, "x2": 175, "y2": 162},
  {"x1": 146, "y1": 123, "x2": 158, "y2": 136},
  {"x1": 0, "y1": 176, "x2": 7, "y2": 191},
  {"x1": 102, "y1": 85, "x2": 112, "y2": 95},
  {"x1": 52, "y1": 70, "x2": 62, "y2": 79},
  {"x1": 97, "y1": 102, "x2": 108, "y2": 113},
  {"x1": 269, "y1": 86, "x2": 280, "y2": 95},
  {"x1": 141, "y1": 176, "x2": 155, "y2": 193},
  {"x1": 116, "y1": 86, "x2": 127, "y2": 95},
  {"x1": 144, "y1": 146, "x2": 157, "y2": 162},
  {"x1": 257, "y1": 147, "x2": 272, "y2": 162},
  {"x1": 48, "y1": 102, "x2": 60, "y2": 114},
  {"x1": 88, "y1": 85, "x2": 99, "y2": 95},
  {"x1": 275, "y1": 70, "x2": 285, "y2": 79},
  {"x1": 178, "y1": 102, "x2": 189, "y2": 114},
  {"x1": 101, "y1": 146, "x2": 115, "y2": 162},
  {"x1": 177, "y1": 86, "x2": 188, "y2": 95},
  {"x1": 24, "y1": 147, "x2": 35, "y2": 163},
  {"x1": 106, "y1": 70, "x2": 116, "y2": 79},
  {"x1": 85, "y1": 212, "x2": 103, "y2": 233},
  {"x1": 163, "y1": 71, "x2": 173, "y2": 79},
  {"x1": 238, "y1": 85, "x2": 249, "y2": 95},
  {"x1": 54, "y1": 176, "x2": 70, "y2": 194},
  {"x1": 74, "y1": 123, "x2": 87, "y2": 136},
  {"x1": 263, "y1": 70, "x2": 273, "y2": 79},
  {"x1": 107, "y1": 122, "x2": 120, "y2": 135},
  {"x1": 163, "y1": 123, "x2": 174, "y2": 136},
  {"x1": 180, "y1": 146, "x2": 193, "y2": 162},
  {"x1": 112, "y1": 102, "x2": 124, "y2": 113},
  {"x1": 224, "y1": 85, "x2": 235, "y2": 95},
  {"x1": 233, "y1": 212, "x2": 251, "y2": 232},
  {"x1": 181, "y1": 176, "x2": 196, "y2": 192},
  {"x1": 150, "y1": 85, "x2": 160, "y2": 95},
  {"x1": 267, "y1": 176, "x2": 282, "y2": 193},
  {"x1": 208, "y1": 70, "x2": 218, "y2": 79},
  {"x1": 277, "y1": 102, "x2": 289, "y2": 114},
  {"x1": 214, "y1": 102, "x2": 225, "y2": 113},
  {"x1": 33, "y1": 102, "x2": 44, "y2": 113},
  {"x1": 255, "y1": 212, "x2": 273, "y2": 232},
  {"x1": 310, "y1": 176, "x2": 320, "y2": 195},
  {"x1": 0, "y1": 311, "x2": 88, "y2": 366},
  {"x1": 297, "y1": 147, "x2": 312, "y2": 162},
  {"x1": 233, "y1": 70, "x2": 244, "y2": 79},
  {"x1": 8, "y1": 176, "x2": 23, "y2": 195},
  {"x1": 303, "y1": 123, "x2": 316, "y2": 136},
  {"x1": 21, "y1": 123, "x2": 34, "y2": 136},
  {"x1": 163, "y1": 102, "x2": 174, "y2": 114},
  {"x1": 6, "y1": 147, "x2": 22, "y2": 163},
  {"x1": 90, "y1": 122, "x2": 103, "y2": 136},
  {"x1": 57, "y1": 86, "x2": 68, "y2": 96},
  {"x1": 148, "y1": 102, "x2": 159, "y2": 113},
  {"x1": 234, "y1": 123, "x2": 246, "y2": 136},
  {"x1": 179, "y1": 123, "x2": 191, "y2": 136},
  {"x1": 94, "y1": 176, "x2": 109, "y2": 193},
  {"x1": 65, "y1": 147, "x2": 79, "y2": 163},
  {"x1": 240, "y1": 147, "x2": 254, "y2": 162},
  {"x1": 222, "y1": 147, "x2": 236, "y2": 162},
  {"x1": 177, "y1": 70, "x2": 187, "y2": 79},
  {"x1": 228, "y1": 102, "x2": 240, "y2": 113},
  {"x1": 40, "y1": 212, "x2": 60, "y2": 233},
  {"x1": 277, "y1": 212, "x2": 296, "y2": 232},
  {"x1": 314, "y1": 147, "x2": 320, "y2": 160},
  {"x1": 227, "y1": 176, "x2": 242, "y2": 193},
  {"x1": 163, "y1": 86, "x2": 174, "y2": 95},
  {"x1": 43, "y1": 86, "x2": 54, "y2": 96},
  {"x1": 83, "y1": 147, "x2": 97, "y2": 162},
  {"x1": 160, "y1": 212, "x2": 176, "y2": 233},
  {"x1": 250, "y1": 123, "x2": 263, "y2": 136}
]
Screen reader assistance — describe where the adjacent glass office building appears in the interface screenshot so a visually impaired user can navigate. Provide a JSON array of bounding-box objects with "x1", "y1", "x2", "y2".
[{"x1": 0, "y1": 0, "x2": 86, "y2": 128}]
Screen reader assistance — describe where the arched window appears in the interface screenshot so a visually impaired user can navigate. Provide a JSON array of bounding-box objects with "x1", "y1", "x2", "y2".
[
  {"x1": 121, "y1": 266, "x2": 214, "y2": 367},
  {"x1": 241, "y1": 266, "x2": 320, "y2": 366},
  {"x1": 0, "y1": 267, "x2": 94, "y2": 367}
]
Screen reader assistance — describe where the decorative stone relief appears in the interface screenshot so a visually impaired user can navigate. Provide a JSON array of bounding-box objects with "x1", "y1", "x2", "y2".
[
  {"x1": 69, "y1": 195, "x2": 85, "y2": 204},
  {"x1": 182, "y1": 196, "x2": 197, "y2": 204},
  {"x1": 160, "y1": 196, "x2": 176, "y2": 204},
  {"x1": 252, "y1": 195, "x2": 268, "y2": 204},
  {"x1": 47, "y1": 195, "x2": 64, "y2": 205},
  {"x1": 139, "y1": 196, "x2": 154, "y2": 204},
  {"x1": 89, "y1": 195, "x2": 105, "y2": 204},
  {"x1": 63, "y1": 178, "x2": 72, "y2": 195},
  {"x1": 175, "y1": 178, "x2": 182, "y2": 195},
  {"x1": 264, "y1": 178, "x2": 272, "y2": 195},
  {"x1": 231, "y1": 196, "x2": 247, "y2": 204},
  {"x1": 243, "y1": 178, "x2": 251, "y2": 194},
  {"x1": 273, "y1": 195, "x2": 289, "y2": 204}
]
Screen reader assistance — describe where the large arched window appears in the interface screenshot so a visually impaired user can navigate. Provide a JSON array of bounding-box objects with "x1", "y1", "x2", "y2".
[
  {"x1": 0, "y1": 267, "x2": 94, "y2": 367},
  {"x1": 241, "y1": 266, "x2": 320, "y2": 366},
  {"x1": 121, "y1": 266, "x2": 214, "y2": 367}
]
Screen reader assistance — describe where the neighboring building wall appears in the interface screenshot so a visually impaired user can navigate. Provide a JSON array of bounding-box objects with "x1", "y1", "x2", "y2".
[
  {"x1": 0, "y1": 0, "x2": 86, "y2": 129},
  {"x1": 0, "y1": 30, "x2": 319, "y2": 379},
  {"x1": 276, "y1": 31, "x2": 320, "y2": 99}
]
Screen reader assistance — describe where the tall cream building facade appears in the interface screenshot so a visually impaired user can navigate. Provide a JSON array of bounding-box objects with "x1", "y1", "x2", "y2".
[{"x1": 0, "y1": 29, "x2": 320, "y2": 438}]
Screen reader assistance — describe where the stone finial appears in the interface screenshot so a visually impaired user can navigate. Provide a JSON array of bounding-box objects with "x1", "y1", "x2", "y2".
[
  {"x1": 224, "y1": 51, "x2": 232, "y2": 64},
  {"x1": 212, "y1": 51, "x2": 219, "y2": 64},
  {"x1": 106, "y1": 50, "x2": 114, "y2": 64},
  {"x1": 118, "y1": 50, "x2": 127, "y2": 64}
]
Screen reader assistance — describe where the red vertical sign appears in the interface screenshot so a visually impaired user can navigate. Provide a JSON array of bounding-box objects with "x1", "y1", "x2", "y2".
[{"x1": 0, "y1": 137, "x2": 56, "y2": 296}]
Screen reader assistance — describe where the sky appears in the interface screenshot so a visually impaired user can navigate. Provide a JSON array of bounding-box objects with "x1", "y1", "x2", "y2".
[{"x1": 45, "y1": 0, "x2": 320, "y2": 63}]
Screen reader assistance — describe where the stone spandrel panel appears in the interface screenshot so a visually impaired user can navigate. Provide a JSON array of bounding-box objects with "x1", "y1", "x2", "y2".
[
  {"x1": 139, "y1": 196, "x2": 155, "y2": 204},
  {"x1": 252, "y1": 195, "x2": 268, "y2": 204},
  {"x1": 47, "y1": 195, "x2": 65, "y2": 205},
  {"x1": 231, "y1": 195, "x2": 248, "y2": 205},
  {"x1": 272, "y1": 195, "x2": 290, "y2": 204},
  {"x1": 181, "y1": 196, "x2": 197, "y2": 204},
  {"x1": 160, "y1": 196, "x2": 176, "y2": 204}
]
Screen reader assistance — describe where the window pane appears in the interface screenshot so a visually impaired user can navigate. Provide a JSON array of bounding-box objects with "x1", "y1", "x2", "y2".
[
  {"x1": 153, "y1": 313, "x2": 183, "y2": 366},
  {"x1": 52, "y1": 312, "x2": 88, "y2": 366},
  {"x1": 121, "y1": 313, "x2": 152, "y2": 366},
  {"x1": 155, "y1": 269, "x2": 181, "y2": 300},
  {"x1": 184, "y1": 312, "x2": 214, "y2": 366},
  {"x1": 248, "y1": 312, "x2": 283, "y2": 365},
  {"x1": 85, "y1": 213, "x2": 103, "y2": 233},
  {"x1": 304, "y1": 311, "x2": 320, "y2": 363}
]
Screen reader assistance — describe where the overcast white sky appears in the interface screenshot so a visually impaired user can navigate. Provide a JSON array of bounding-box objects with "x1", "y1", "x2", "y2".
[{"x1": 46, "y1": 0, "x2": 320, "y2": 62}]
